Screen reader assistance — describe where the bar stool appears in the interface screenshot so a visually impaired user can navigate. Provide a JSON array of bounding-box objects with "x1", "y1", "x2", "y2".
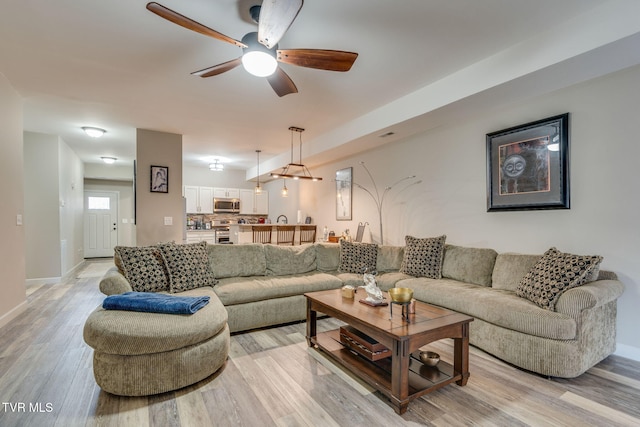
[
  {"x1": 252, "y1": 226, "x2": 272, "y2": 244},
  {"x1": 299, "y1": 225, "x2": 317, "y2": 244},
  {"x1": 276, "y1": 225, "x2": 296, "y2": 245}
]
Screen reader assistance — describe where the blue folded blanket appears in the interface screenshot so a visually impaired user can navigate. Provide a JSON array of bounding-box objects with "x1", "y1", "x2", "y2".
[{"x1": 103, "y1": 292, "x2": 210, "y2": 315}]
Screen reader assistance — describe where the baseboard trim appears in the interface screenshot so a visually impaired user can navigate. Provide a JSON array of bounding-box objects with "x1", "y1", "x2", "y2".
[
  {"x1": 614, "y1": 343, "x2": 640, "y2": 362},
  {"x1": 0, "y1": 300, "x2": 27, "y2": 330},
  {"x1": 25, "y1": 277, "x2": 61, "y2": 285}
]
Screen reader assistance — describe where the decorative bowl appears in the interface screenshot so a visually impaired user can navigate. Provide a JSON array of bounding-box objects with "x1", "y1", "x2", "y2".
[
  {"x1": 419, "y1": 351, "x2": 440, "y2": 367},
  {"x1": 388, "y1": 287, "x2": 413, "y2": 303}
]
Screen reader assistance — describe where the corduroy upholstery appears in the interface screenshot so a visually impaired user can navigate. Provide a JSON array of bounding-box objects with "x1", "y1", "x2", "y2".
[
  {"x1": 94, "y1": 241, "x2": 624, "y2": 379},
  {"x1": 84, "y1": 287, "x2": 229, "y2": 396}
]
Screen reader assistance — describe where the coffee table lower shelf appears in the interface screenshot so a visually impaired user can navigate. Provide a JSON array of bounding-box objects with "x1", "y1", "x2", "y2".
[{"x1": 312, "y1": 329, "x2": 462, "y2": 407}]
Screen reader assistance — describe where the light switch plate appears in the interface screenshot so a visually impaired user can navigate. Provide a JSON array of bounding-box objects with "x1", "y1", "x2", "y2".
[
  {"x1": 16, "y1": 214, "x2": 23, "y2": 226},
  {"x1": 164, "y1": 216, "x2": 173, "y2": 226}
]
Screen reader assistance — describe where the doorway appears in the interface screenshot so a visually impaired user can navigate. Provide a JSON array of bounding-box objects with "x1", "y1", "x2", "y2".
[{"x1": 84, "y1": 191, "x2": 119, "y2": 258}]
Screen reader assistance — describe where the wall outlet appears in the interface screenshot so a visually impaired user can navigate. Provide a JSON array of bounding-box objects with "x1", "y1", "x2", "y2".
[
  {"x1": 122, "y1": 218, "x2": 128, "y2": 224},
  {"x1": 164, "y1": 216, "x2": 173, "y2": 226}
]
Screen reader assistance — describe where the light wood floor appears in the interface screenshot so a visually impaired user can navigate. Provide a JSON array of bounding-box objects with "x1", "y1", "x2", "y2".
[{"x1": 1, "y1": 260, "x2": 639, "y2": 427}]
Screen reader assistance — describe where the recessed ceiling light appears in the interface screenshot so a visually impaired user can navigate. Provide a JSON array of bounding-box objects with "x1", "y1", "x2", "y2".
[
  {"x1": 101, "y1": 157, "x2": 117, "y2": 164},
  {"x1": 82, "y1": 127, "x2": 106, "y2": 138}
]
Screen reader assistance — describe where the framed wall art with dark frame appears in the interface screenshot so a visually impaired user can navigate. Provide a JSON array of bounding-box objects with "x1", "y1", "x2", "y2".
[
  {"x1": 486, "y1": 113, "x2": 570, "y2": 211},
  {"x1": 150, "y1": 165, "x2": 169, "y2": 193},
  {"x1": 336, "y1": 167, "x2": 352, "y2": 220}
]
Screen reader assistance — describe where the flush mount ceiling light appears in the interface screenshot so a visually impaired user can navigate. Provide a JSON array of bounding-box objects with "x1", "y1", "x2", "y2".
[
  {"x1": 209, "y1": 159, "x2": 224, "y2": 171},
  {"x1": 101, "y1": 156, "x2": 117, "y2": 164},
  {"x1": 271, "y1": 127, "x2": 322, "y2": 181},
  {"x1": 82, "y1": 127, "x2": 106, "y2": 138},
  {"x1": 255, "y1": 149, "x2": 262, "y2": 194}
]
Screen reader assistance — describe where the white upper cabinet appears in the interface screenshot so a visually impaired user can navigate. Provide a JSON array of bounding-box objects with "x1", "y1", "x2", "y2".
[
  {"x1": 184, "y1": 186, "x2": 214, "y2": 213},
  {"x1": 213, "y1": 188, "x2": 240, "y2": 199},
  {"x1": 239, "y1": 189, "x2": 269, "y2": 215}
]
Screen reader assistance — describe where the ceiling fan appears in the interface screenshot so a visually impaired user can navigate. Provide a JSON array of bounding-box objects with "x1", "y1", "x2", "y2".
[{"x1": 146, "y1": 1, "x2": 359, "y2": 97}]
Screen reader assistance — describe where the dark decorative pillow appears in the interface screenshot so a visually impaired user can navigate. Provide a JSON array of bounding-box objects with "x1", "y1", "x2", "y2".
[
  {"x1": 338, "y1": 240, "x2": 378, "y2": 274},
  {"x1": 113, "y1": 246, "x2": 169, "y2": 292},
  {"x1": 400, "y1": 235, "x2": 447, "y2": 278},
  {"x1": 516, "y1": 247, "x2": 603, "y2": 311},
  {"x1": 158, "y1": 241, "x2": 217, "y2": 293}
]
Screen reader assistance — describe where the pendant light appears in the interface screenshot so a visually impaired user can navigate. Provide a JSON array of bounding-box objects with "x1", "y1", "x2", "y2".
[
  {"x1": 270, "y1": 127, "x2": 322, "y2": 181},
  {"x1": 281, "y1": 179, "x2": 288, "y2": 197},
  {"x1": 255, "y1": 149, "x2": 262, "y2": 194}
]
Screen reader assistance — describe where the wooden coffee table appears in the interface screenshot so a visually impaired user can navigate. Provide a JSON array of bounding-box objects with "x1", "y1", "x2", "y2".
[{"x1": 305, "y1": 289, "x2": 473, "y2": 414}]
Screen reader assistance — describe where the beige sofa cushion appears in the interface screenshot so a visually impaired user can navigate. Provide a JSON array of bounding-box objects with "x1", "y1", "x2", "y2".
[
  {"x1": 208, "y1": 243, "x2": 266, "y2": 278},
  {"x1": 402, "y1": 277, "x2": 577, "y2": 340},
  {"x1": 265, "y1": 244, "x2": 317, "y2": 276},
  {"x1": 214, "y1": 272, "x2": 342, "y2": 306},
  {"x1": 491, "y1": 253, "x2": 542, "y2": 291},
  {"x1": 377, "y1": 246, "x2": 404, "y2": 272},
  {"x1": 315, "y1": 243, "x2": 340, "y2": 272},
  {"x1": 441, "y1": 245, "x2": 498, "y2": 287}
]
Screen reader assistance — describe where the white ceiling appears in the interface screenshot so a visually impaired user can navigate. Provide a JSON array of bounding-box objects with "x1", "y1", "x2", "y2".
[{"x1": 2, "y1": 0, "x2": 639, "y2": 177}]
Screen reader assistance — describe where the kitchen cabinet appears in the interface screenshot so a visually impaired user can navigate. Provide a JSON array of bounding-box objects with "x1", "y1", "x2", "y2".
[
  {"x1": 186, "y1": 231, "x2": 216, "y2": 244},
  {"x1": 239, "y1": 189, "x2": 269, "y2": 215},
  {"x1": 184, "y1": 186, "x2": 214, "y2": 213},
  {"x1": 213, "y1": 187, "x2": 240, "y2": 199}
]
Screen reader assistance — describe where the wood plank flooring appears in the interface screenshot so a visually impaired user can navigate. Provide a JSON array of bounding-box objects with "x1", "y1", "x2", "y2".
[{"x1": 1, "y1": 259, "x2": 639, "y2": 426}]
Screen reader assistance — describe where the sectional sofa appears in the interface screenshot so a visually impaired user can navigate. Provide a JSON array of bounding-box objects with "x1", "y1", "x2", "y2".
[{"x1": 98, "y1": 241, "x2": 624, "y2": 378}]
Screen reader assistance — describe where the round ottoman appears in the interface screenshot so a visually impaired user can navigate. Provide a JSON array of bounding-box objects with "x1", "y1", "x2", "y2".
[{"x1": 83, "y1": 287, "x2": 229, "y2": 396}]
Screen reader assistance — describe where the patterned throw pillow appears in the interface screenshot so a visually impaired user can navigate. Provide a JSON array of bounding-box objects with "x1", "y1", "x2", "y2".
[
  {"x1": 516, "y1": 247, "x2": 603, "y2": 311},
  {"x1": 400, "y1": 235, "x2": 447, "y2": 278},
  {"x1": 338, "y1": 240, "x2": 378, "y2": 274},
  {"x1": 158, "y1": 241, "x2": 218, "y2": 293},
  {"x1": 113, "y1": 246, "x2": 169, "y2": 292}
]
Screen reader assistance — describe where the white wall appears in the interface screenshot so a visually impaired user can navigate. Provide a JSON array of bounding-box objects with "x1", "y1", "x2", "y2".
[
  {"x1": 303, "y1": 65, "x2": 640, "y2": 360},
  {"x1": 24, "y1": 132, "x2": 61, "y2": 278},
  {"x1": 0, "y1": 73, "x2": 26, "y2": 328},
  {"x1": 183, "y1": 165, "x2": 254, "y2": 189},
  {"x1": 23, "y1": 132, "x2": 85, "y2": 278},
  {"x1": 58, "y1": 141, "x2": 85, "y2": 274}
]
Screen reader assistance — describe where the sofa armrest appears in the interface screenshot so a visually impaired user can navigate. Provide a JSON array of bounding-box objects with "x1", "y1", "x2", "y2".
[
  {"x1": 99, "y1": 267, "x2": 133, "y2": 295},
  {"x1": 555, "y1": 279, "x2": 625, "y2": 316}
]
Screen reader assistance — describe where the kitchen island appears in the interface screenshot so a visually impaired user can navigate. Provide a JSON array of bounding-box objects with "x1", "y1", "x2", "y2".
[{"x1": 230, "y1": 224, "x2": 316, "y2": 245}]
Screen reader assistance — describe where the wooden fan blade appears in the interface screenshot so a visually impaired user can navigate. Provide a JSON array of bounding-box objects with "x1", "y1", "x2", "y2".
[
  {"x1": 192, "y1": 58, "x2": 242, "y2": 78},
  {"x1": 267, "y1": 67, "x2": 298, "y2": 97},
  {"x1": 146, "y1": 2, "x2": 247, "y2": 48},
  {"x1": 257, "y1": 0, "x2": 303, "y2": 49},
  {"x1": 277, "y1": 49, "x2": 358, "y2": 72}
]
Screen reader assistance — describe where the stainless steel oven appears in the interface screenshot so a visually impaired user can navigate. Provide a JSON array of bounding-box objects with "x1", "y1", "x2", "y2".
[
  {"x1": 213, "y1": 198, "x2": 240, "y2": 213},
  {"x1": 214, "y1": 227, "x2": 231, "y2": 244}
]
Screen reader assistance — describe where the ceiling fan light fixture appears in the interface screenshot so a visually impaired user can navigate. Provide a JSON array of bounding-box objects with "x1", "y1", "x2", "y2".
[
  {"x1": 83, "y1": 127, "x2": 106, "y2": 138},
  {"x1": 242, "y1": 51, "x2": 278, "y2": 77},
  {"x1": 241, "y1": 32, "x2": 277, "y2": 77}
]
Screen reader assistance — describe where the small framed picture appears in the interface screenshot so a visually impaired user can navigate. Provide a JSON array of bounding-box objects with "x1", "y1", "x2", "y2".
[
  {"x1": 486, "y1": 113, "x2": 570, "y2": 211},
  {"x1": 150, "y1": 165, "x2": 169, "y2": 193}
]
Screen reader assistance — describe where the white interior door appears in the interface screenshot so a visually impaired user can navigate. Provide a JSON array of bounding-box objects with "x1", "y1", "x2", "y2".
[{"x1": 84, "y1": 191, "x2": 119, "y2": 258}]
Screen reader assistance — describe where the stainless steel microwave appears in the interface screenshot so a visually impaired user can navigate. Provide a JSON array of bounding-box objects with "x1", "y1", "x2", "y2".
[{"x1": 213, "y1": 198, "x2": 240, "y2": 213}]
